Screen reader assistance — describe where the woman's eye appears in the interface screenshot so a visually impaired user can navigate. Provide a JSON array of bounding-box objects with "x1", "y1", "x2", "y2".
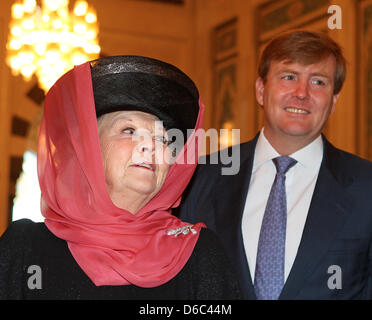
[{"x1": 121, "y1": 127, "x2": 135, "y2": 134}]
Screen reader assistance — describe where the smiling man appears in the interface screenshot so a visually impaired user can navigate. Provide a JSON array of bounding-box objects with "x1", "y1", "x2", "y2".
[
  {"x1": 180, "y1": 30, "x2": 372, "y2": 299},
  {"x1": 256, "y1": 55, "x2": 338, "y2": 155},
  {"x1": 255, "y1": 31, "x2": 343, "y2": 156}
]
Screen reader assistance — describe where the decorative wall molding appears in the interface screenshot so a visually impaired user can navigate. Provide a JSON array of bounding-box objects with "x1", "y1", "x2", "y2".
[
  {"x1": 359, "y1": 0, "x2": 372, "y2": 160},
  {"x1": 212, "y1": 18, "x2": 238, "y2": 150}
]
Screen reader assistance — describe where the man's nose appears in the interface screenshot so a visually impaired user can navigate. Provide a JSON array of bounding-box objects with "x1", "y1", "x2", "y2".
[{"x1": 293, "y1": 79, "x2": 309, "y2": 100}]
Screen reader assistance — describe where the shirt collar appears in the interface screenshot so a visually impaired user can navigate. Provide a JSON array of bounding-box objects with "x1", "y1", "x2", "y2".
[
  {"x1": 290, "y1": 134, "x2": 323, "y2": 168},
  {"x1": 253, "y1": 128, "x2": 324, "y2": 171},
  {"x1": 253, "y1": 129, "x2": 280, "y2": 172}
]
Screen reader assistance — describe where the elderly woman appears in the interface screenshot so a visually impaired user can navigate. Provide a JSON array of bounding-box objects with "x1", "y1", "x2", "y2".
[{"x1": 0, "y1": 56, "x2": 240, "y2": 299}]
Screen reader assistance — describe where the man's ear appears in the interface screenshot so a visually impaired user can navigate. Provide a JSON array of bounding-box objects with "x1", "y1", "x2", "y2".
[
  {"x1": 330, "y1": 93, "x2": 340, "y2": 114},
  {"x1": 256, "y1": 77, "x2": 265, "y2": 106}
]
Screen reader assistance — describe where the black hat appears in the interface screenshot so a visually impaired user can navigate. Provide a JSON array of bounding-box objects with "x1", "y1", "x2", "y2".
[{"x1": 90, "y1": 56, "x2": 199, "y2": 139}]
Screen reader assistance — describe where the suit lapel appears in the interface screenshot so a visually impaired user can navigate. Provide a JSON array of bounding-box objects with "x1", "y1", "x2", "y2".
[
  {"x1": 280, "y1": 137, "x2": 355, "y2": 299},
  {"x1": 212, "y1": 135, "x2": 258, "y2": 299}
]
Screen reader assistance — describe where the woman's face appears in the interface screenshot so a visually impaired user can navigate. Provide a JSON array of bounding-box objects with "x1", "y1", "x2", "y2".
[{"x1": 97, "y1": 110, "x2": 171, "y2": 214}]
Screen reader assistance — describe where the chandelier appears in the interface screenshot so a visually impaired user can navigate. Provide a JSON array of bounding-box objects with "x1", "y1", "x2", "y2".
[{"x1": 6, "y1": 0, "x2": 100, "y2": 92}]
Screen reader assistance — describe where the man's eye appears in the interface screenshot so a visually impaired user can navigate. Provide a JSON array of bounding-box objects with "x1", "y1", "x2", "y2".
[
  {"x1": 312, "y1": 79, "x2": 325, "y2": 86},
  {"x1": 282, "y1": 75, "x2": 295, "y2": 80}
]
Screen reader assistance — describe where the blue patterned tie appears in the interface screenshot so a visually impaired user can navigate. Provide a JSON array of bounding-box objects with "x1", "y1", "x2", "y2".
[{"x1": 254, "y1": 156, "x2": 297, "y2": 300}]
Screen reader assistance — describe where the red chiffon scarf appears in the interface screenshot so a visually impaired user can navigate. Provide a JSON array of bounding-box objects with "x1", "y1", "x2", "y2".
[{"x1": 37, "y1": 62, "x2": 205, "y2": 287}]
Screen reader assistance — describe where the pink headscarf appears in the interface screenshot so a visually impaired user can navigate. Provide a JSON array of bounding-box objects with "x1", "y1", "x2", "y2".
[{"x1": 37, "y1": 61, "x2": 205, "y2": 287}]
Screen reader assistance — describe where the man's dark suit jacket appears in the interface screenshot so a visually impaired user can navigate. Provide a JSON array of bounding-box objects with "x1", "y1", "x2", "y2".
[{"x1": 179, "y1": 134, "x2": 372, "y2": 299}]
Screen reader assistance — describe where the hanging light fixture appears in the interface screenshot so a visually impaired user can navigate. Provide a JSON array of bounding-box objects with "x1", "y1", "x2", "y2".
[{"x1": 6, "y1": 0, "x2": 101, "y2": 92}]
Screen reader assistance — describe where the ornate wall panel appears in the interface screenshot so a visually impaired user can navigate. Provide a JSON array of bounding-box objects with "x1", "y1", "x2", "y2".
[
  {"x1": 7, "y1": 82, "x2": 43, "y2": 224},
  {"x1": 212, "y1": 18, "x2": 238, "y2": 149},
  {"x1": 360, "y1": 0, "x2": 372, "y2": 160},
  {"x1": 258, "y1": 0, "x2": 328, "y2": 37}
]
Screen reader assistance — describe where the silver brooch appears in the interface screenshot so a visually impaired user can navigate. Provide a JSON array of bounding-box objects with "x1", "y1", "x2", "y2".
[{"x1": 166, "y1": 224, "x2": 197, "y2": 238}]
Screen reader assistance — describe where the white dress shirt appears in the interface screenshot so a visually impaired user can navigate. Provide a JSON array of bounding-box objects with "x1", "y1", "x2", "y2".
[{"x1": 241, "y1": 129, "x2": 324, "y2": 282}]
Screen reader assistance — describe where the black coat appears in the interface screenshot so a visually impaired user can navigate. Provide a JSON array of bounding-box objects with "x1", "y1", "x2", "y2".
[{"x1": 0, "y1": 219, "x2": 241, "y2": 300}]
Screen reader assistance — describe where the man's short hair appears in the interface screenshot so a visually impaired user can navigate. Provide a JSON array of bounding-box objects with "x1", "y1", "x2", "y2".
[{"x1": 258, "y1": 30, "x2": 346, "y2": 94}]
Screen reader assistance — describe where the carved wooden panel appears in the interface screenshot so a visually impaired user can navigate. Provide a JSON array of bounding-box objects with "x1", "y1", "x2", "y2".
[
  {"x1": 212, "y1": 18, "x2": 238, "y2": 149},
  {"x1": 358, "y1": 0, "x2": 372, "y2": 160}
]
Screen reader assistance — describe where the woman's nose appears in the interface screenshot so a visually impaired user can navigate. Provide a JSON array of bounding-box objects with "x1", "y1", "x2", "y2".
[{"x1": 137, "y1": 134, "x2": 155, "y2": 153}]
